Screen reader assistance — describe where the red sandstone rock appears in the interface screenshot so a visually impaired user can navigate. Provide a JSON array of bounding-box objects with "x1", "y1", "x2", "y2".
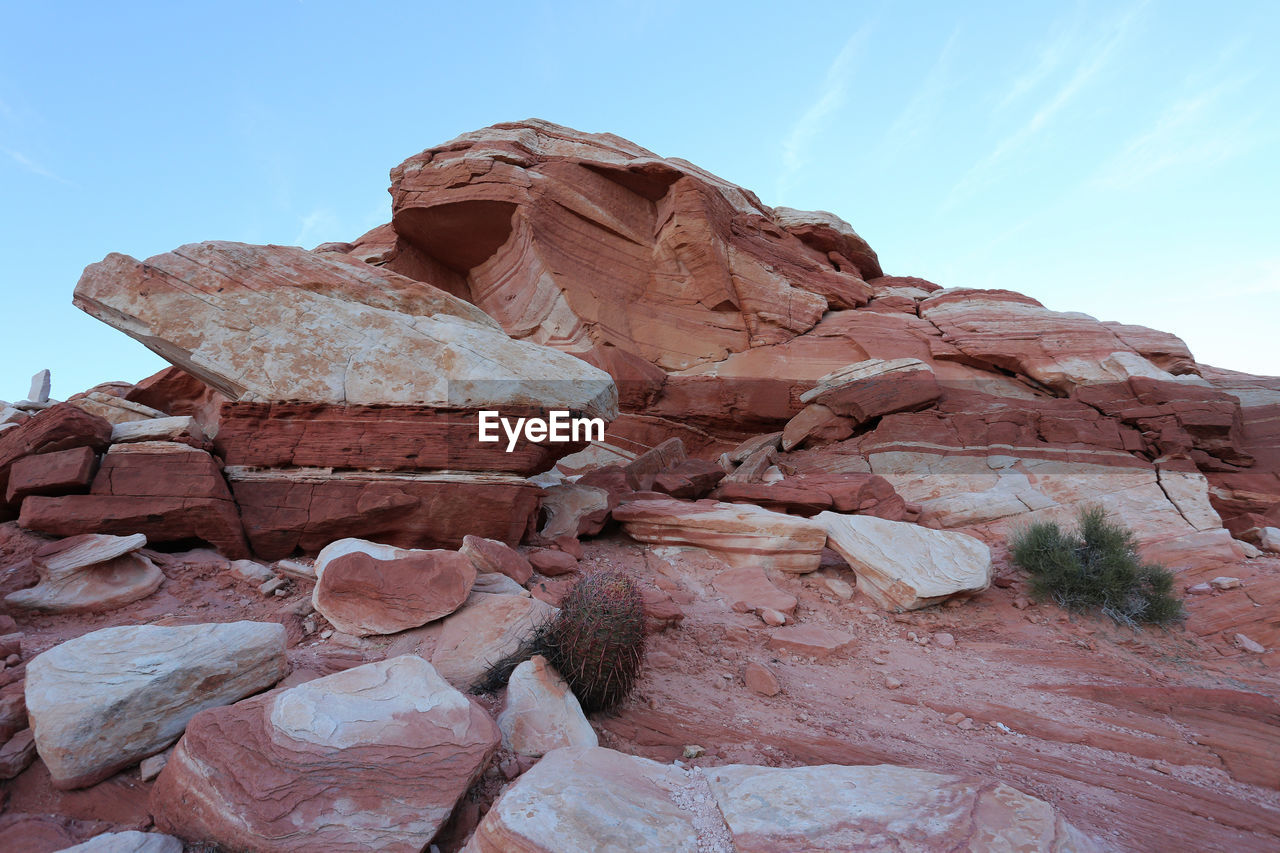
[
  {"x1": 713, "y1": 566, "x2": 797, "y2": 615},
  {"x1": 225, "y1": 469, "x2": 540, "y2": 560},
  {"x1": 214, "y1": 401, "x2": 584, "y2": 475},
  {"x1": 151, "y1": 656, "x2": 498, "y2": 852},
  {"x1": 527, "y1": 548, "x2": 579, "y2": 576},
  {"x1": 460, "y1": 534, "x2": 533, "y2": 584},
  {"x1": 4, "y1": 445, "x2": 98, "y2": 504},
  {"x1": 311, "y1": 539, "x2": 476, "y2": 636},
  {"x1": 20, "y1": 442, "x2": 248, "y2": 558},
  {"x1": 743, "y1": 661, "x2": 781, "y2": 696},
  {"x1": 126, "y1": 366, "x2": 230, "y2": 436},
  {"x1": 0, "y1": 404, "x2": 112, "y2": 506}
]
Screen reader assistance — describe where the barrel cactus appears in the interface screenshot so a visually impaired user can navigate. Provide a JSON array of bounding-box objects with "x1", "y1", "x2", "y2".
[{"x1": 475, "y1": 568, "x2": 646, "y2": 713}]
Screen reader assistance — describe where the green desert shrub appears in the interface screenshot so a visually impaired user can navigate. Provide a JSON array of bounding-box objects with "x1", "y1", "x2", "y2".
[
  {"x1": 1008, "y1": 505, "x2": 1183, "y2": 626},
  {"x1": 474, "y1": 568, "x2": 646, "y2": 712}
]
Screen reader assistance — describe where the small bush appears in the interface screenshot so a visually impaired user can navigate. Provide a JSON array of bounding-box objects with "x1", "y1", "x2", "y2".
[
  {"x1": 1008, "y1": 505, "x2": 1183, "y2": 626},
  {"x1": 474, "y1": 568, "x2": 645, "y2": 712}
]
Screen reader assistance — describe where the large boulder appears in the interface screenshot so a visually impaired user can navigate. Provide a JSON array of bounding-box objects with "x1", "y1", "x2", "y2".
[
  {"x1": 817, "y1": 512, "x2": 992, "y2": 610},
  {"x1": 312, "y1": 538, "x2": 476, "y2": 636},
  {"x1": 4, "y1": 532, "x2": 162, "y2": 613},
  {"x1": 151, "y1": 656, "x2": 498, "y2": 852},
  {"x1": 497, "y1": 655, "x2": 597, "y2": 757},
  {"x1": 613, "y1": 498, "x2": 826, "y2": 573},
  {"x1": 26, "y1": 621, "x2": 287, "y2": 788},
  {"x1": 0, "y1": 403, "x2": 112, "y2": 508},
  {"x1": 465, "y1": 746, "x2": 701, "y2": 853},
  {"x1": 703, "y1": 763, "x2": 1098, "y2": 851},
  {"x1": 74, "y1": 241, "x2": 616, "y2": 417},
  {"x1": 431, "y1": 592, "x2": 556, "y2": 689}
]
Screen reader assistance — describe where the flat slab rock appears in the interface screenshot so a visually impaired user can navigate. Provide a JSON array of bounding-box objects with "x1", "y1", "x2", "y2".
[
  {"x1": 312, "y1": 538, "x2": 476, "y2": 636},
  {"x1": 713, "y1": 566, "x2": 797, "y2": 615},
  {"x1": 817, "y1": 512, "x2": 992, "y2": 610},
  {"x1": 464, "y1": 746, "x2": 702, "y2": 853},
  {"x1": 613, "y1": 498, "x2": 826, "y2": 573},
  {"x1": 767, "y1": 624, "x2": 855, "y2": 659},
  {"x1": 73, "y1": 240, "x2": 616, "y2": 417},
  {"x1": 151, "y1": 655, "x2": 498, "y2": 853},
  {"x1": 26, "y1": 621, "x2": 287, "y2": 788},
  {"x1": 703, "y1": 763, "x2": 1099, "y2": 852},
  {"x1": 431, "y1": 593, "x2": 557, "y2": 690},
  {"x1": 5, "y1": 532, "x2": 162, "y2": 613}
]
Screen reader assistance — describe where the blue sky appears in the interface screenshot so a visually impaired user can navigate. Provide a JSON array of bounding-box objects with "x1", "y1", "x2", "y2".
[{"x1": 2, "y1": 0, "x2": 1277, "y2": 402}]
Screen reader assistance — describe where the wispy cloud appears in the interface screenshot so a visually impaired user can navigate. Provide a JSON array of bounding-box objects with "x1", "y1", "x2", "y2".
[
  {"x1": 876, "y1": 28, "x2": 962, "y2": 159},
  {"x1": 777, "y1": 27, "x2": 870, "y2": 201},
  {"x1": 3, "y1": 147, "x2": 74, "y2": 185},
  {"x1": 293, "y1": 207, "x2": 341, "y2": 248},
  {"x1": 1090, "y1": 43, "x2": 1264, "y2": 190},
  {"x1": 942, "y1": 2, "x2": 1146, "y2": 211},
  {"x1": 995, "y1": 17, "x2": 1078, "y2": 112}
]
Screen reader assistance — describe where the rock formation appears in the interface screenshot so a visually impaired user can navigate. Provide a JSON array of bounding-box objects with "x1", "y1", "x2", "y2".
[{"x1": 4, "y1": 118, "x2": 1279, "y2": 852}]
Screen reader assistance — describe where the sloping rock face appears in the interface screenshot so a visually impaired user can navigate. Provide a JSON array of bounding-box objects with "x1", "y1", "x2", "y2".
[
  {"x1": 151, "y1": 656, "x2": 498, "y2": 852},
  {"x1": 26, "y1": 621, "x2": 287, "y2": 788}
]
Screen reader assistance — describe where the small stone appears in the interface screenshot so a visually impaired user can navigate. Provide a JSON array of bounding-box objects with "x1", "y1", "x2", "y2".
[
  {"x1": 883, "y1": 676, "x2": 902, "y2": 690},
  {"x1": 934, "y1": 632, "x2": 956, "y2": 649},
  {"x1": 320, "y1": 629, "x2": 334, "y2": 639},
  {"x1": 823, "y1": 577, "x2": 854, "y2": 600},
  {"x1": 945, "y1": 712, "x2": 965, "y2": 725},
  {"x1": 5, "y1": 654, "x2": 19, "y2": 668},
  {"x1": 871, "y1": 657, "x2": 886, "y2": 665},
  {"x1": 743, "y1": 661, "x2": 780, "y2": 696},
  {"x1": 1185, "y1": 583, "x2": 1213, "y2": 595},
  {"x1": 1012, "y1": 596, "x2": 1032, "y2": 610},
  {"x1": 499, "y1": 756, "x2": 521, "y2": 780},
  {"x1": 528, "y1": 549, "x2": 579, "y2": 577},
  {"x1": 758, "y1": 607, "x2": 786, "y2": 627},
  {"x1": 1151, "y1": 761, "x2": 1174, "y2": 775},
  {"x1": 0, "y1": 728, "x2": 36, "y2": 779},
  {"x1": 29, "y1": 369, "x2": 51, "y2": 404},
  {"x1": 1209, "y1": 577, "x2": 1242, "y2": 590},
  {"x1": 1234, "y1": 633, "x2": 1266, "y2": 654},
  {"x1": 259, "y1": 577, "x2": 286, "y2": 597},
  {"x1": 682, "y1": 745, "x2": 705, "y2": 760},
  {"x1": 139, "y1": 750, "x2": 170, "y2": 781},
  {"x1": 229, "y1": 560, "x2": 275, "y2": 584},
  {"x1": 957, "y1": 717, "x2": 976, "y2": 731},
  {"x1": 273, "y1": 559, "x2": 316, "y2": 581}
]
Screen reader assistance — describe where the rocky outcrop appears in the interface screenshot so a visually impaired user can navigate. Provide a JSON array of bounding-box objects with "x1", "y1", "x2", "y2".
[
  {"x1": 4, "y1": 532, "x2": 161, "y2": 613},
  {"x1": 26, "y1": 621, "x2": 287, "y2": 788},
  {"x1": 818, "y1": 512, "x2": 992, "y2": 610},
  {"x1": 311, "y1": 538, "x2": 475, "y2": 636},
  {"x1": 151, "y1": 656, "x2": 498, "y2": 852},
  {"x1": 613, "y1": 498, "x2": 826, "y2": 573},
  {"x1": 497, "y1": 655, "x2": 597, "y2": 756},
  {"x1": 4, "y1": 445, "x2": 98, "y2": 504}
]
